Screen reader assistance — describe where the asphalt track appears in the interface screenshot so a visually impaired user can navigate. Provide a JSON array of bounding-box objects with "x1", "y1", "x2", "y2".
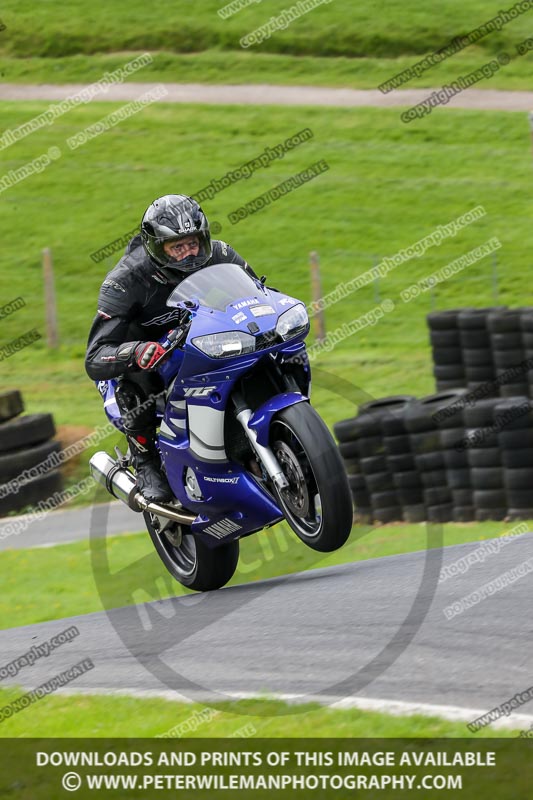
[
  {"x1": 1, "y1": 83, "x2": 533, "y2": 111},
  {"x1": 1, "y1": 533, "x2": 532, "y2": 728}
]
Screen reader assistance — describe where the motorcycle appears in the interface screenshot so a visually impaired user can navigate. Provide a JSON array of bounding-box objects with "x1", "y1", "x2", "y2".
[{"x1": 90, "y1": 262, "x2": 353, "y2": 592}]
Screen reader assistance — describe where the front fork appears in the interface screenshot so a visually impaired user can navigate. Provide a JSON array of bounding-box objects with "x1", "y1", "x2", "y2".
[{"x1": 233, "y1": 393, "x2": 289, "y2": 492}]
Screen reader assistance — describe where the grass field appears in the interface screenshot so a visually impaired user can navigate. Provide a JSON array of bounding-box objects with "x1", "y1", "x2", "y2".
[
  {"x1": 1, "y1": 100, "x2": 532, "y2": 506},
  {"x1": 0, "y1": 0, "x2": 532, "y2": 88}
]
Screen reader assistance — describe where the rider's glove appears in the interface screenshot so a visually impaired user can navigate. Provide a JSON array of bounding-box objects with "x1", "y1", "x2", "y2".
[{"x1": 133, "y1": 341, "x2": 167, "y2": 370}]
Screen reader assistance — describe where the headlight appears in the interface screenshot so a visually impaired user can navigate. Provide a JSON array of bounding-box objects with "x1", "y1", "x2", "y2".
[
  {"x1": 192, "y1": 331, "x2": 256, "y2": 358},
  {"x1": 276, "y1": 304, "x2": 309, "y2": 341}
]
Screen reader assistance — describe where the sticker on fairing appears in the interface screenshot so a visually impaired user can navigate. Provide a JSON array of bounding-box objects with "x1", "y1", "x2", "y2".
[{"x1": 250, "y1": 304, "x2": 275, "y2": 317}]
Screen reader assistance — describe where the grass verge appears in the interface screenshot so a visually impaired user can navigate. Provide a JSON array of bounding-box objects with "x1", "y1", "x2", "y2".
[{"x1": 0, "y1": 691, "x2": 519, "y2": 737}]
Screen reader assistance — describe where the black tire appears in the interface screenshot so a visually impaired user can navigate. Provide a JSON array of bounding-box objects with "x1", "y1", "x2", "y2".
[
  {"x1": 271, "y1": 403, "x2": 353, "y2": 552},
  {"x1": 425, "y1": 487, "x2": 451, "y2": 505},
  {"x1": 421, "y1": 470, "x2": 447, "y2": 487},
  {"x1": 0, "y1": 439, "x2": 61, "y2": 483},
  {"x1": 387, "y1": 453, "x2": 416, "y2": 471},
  {"x1": 0, "y1": 413, "x2": 56, "y2": 454},
  {"x1": 458, "y1": 308, "x2": 505, "y2": 330},
  {"x1": 0, "y1": 470, "x2": 63, "y2": 516},
  {"x1": 452, "y1": 488, "x2": 473, "y2": 506},
  {"x1": 427, "y1": 504, "x2": 453, "y2": 523},
  {"x1": 473, "y1": 490, "x2": 507, "y2": 508},
  {"x1": 466, "y1": 381, "x2": 498, "y2": 398},
  {"x1": 394, "y1": 470, "x2": 423, "y2": 489},
  {"x1": 414, "y1": 451, "x2": 443, "y2": 471},
  {"x1": 464, "y1": 366, "x2": 496, "y2": 382},
  {"x1": 353, "y1": 507, "x2": 373, "y2": 523},
  {"x1": 506, "y1": 508, "x2": 533, "y2": 520},
  {"x1": 410, "y1": 431, "x2": 441, "y2": 454},
  {"x1": 504, "y1": 468, "x2": 533, "y2": 489},
  {"x1": 352, "y1": 491, "x2": 372, "y2": 507},
  {"x1": 357, "y1": 436, "x2": 386, "y2": 458},
  {"x1": 373, "y1": 507, "x2": 403, "y2": 524},
  {"x1": 470, "y1": 467, "x2": 503, "y2": 490},
  {"x1": 359, "y1": 455, "x2": 388, "y2": 474},
  {"x1": 453, "y1": 506, "x2": 475, "y2": 522},
  {"x1": 384, "y1": 434, "x2": 411, "y2": 455},
  {"x1": 338, "y1": 440, "x2": 359, "y2": 459},
  {"x1": 487, "y1": 309, "x2": 523, "y2": 333},
  {"x1": 506, "y1": 489, "x2": 533, "y2": 507},
  {"x1": 463, "y1": 427, "x2": 499, "y2": 449},
  {"x1": 494, "y1": 398, "x2": 533, "y2": 430},
  {"x1": 468, "y1": 447, "x2": 501, "y2": 468},
  {"x1": 500, "y1": 383, "x2": 529, "y2": 398},
  {"x1": 397, "y1": 488, "x2": 424, "y2": 505},
  {"x1": 371, "y1": 490, "x2": 399, "y2": 508},
  {"x1": 493, "y1": 350, "x2": 526, "y2": 369},
  {"x1": 520, "y1": 312, "x2": 533, "y2": 333},
  {"x1": 462, "y1": 348, "x2": 493, "y2": 367},
  {"x1": 404, "y1": 390, "x2": 467, "y2": 434},
  {"x1": 440, "y1": 428, "x2": 465, "y2": 449},
  {"x1": 432, "y1": 348, "x2": 463, "y2": 367},
  {"x1": 501, "y1": 448, "x2": 533, "y2": 468},
  {"x1": 0, "y1": 390, "x2": 24, "y2": 423},
  {"x1": 430, "y1": 330, "x2": 460, "y2": 347},
  {"x1": 460, "y1": 330, "x2": 491, "y2": 348},
  {"x1": 436, "y1": 379, "x2": 467, "y2": 392},
  {"x1": 427, "y1": 310, "x2": 463, "y2": 330},
  {"x1": 366, "y1": 471, "x2": 395, "y2": 492},
  {"x1": 358, "y1": 395, "x2": 416, "y2": 416},
  {"x1": 143, "y1": 513, "x2": 239, "y2": 592},
  {"x1": 475, "y1": 508, "x2": 507, "y2": 521},
  {"x1": 447, "y1": 468, "x2": 471, "y2": 489},
  {"x1": 402, "y1": 505, "x2": 426, "y2": 523},
  {"x1": 522, "y1": 332, "x2": 533, "y2": 347},
  {"x1": 433, "y1": 365, "x2": 465, "y2": 380},
  {"x1": 463, "y1": 398, "x2": 501, "y2": 428},
  {"x1": 348, "y1": 474, "x2": 368, "y2": 492},
  {"x1": 342, "y1": 457, "x2": 361, "y2": 476},
  {"x1": 333, "y1": 417, "x2": 364, "y2": 443},
  {"x1": 491, "y1": 332, "x2": 523, "y2": 349},
  {"x1": 499, "y1": 429, "x2": 533, "y2": 449},
  {"x1": 442, "y1": 448, "x2": 468, "y2": 469}
]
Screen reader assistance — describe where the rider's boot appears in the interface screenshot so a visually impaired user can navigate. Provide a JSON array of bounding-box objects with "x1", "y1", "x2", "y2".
[
  {"x1": 126, "y1": 430, "x2": 173, "y2": 504},
  {"x1": 115, "y1": 377, "x2": 173, "y2": 504}
]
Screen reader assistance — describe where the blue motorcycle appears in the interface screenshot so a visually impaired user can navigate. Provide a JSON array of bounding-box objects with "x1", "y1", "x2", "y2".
[{"x1": 90, "y1": 263, "x2": 352, "y2": 591}]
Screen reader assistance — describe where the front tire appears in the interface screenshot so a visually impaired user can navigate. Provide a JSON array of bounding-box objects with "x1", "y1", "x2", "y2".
[
  {"x1": 143, "y1": 513, "x2": 239, "y2": 592},
  {"x1": 270, "y1": 403, "x2": 353, "y2": 552}
]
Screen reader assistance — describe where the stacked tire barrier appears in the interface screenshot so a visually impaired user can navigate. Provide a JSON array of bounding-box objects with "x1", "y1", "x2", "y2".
[
  {"x1": 335, "y1": 389, "x2": 533, "y2": 523},
  {"x1": 0, "y1": 390, "x2": 63, "y2": 516},
  {"x1": 428, "y1": 307, "x2": 533, "y2": 397}
]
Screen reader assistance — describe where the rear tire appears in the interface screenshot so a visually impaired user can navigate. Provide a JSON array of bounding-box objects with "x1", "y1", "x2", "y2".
[
  {"x1": 271, "y1": 403, "x2": 353, "y2": 552},
  {"x1": 143, "y1": 513, "x2": 239, "y2": 592}
]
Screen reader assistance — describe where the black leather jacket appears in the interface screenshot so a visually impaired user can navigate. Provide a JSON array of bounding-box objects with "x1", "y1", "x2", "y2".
[{"x1": 85, "y1": 235, "x2": 256, "y2": 381}]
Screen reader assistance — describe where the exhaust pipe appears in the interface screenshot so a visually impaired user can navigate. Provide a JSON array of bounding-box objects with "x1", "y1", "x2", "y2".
[{"x1": 89, "y1": 451, "x2": 196, "y2": 525}]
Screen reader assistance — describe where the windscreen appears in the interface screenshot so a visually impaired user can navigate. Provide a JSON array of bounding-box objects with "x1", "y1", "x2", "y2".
[{"x1": 166, "y1": 263, "x2": 262, "y2": 311}]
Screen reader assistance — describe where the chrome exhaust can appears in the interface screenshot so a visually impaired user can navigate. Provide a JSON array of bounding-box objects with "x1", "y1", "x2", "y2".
[{"x1": 89, "y1": 451, "x2": 142, "y2": 511}]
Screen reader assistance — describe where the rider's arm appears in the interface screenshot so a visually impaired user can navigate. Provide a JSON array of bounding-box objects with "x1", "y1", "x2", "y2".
[{"x1": 85, "y1": 273, "x2": 144, "y2": 380}]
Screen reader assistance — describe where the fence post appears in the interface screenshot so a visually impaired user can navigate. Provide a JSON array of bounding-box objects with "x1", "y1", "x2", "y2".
[
  {"x1": 42, "y1": 247, "x2": 58, "y2": 349},
  {"x1": 309, "y1": 250, "x2": 326, "y2": 342}
]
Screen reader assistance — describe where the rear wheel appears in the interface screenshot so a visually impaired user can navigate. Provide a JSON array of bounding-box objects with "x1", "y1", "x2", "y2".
[
  {"x1": 270, "y1": 403, "x2": 353, "y2": 552},
  {"x1": 143, "y1": 512, "x2": 239, "y2": 592}
]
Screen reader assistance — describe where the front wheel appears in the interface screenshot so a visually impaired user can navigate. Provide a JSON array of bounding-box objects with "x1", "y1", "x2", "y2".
[
  {"x1": 143, "y1": 513, "x2": 239, "y2": 592},
  {"x1": 270, "y1": 403, "x2": 353, "y2": 552}
]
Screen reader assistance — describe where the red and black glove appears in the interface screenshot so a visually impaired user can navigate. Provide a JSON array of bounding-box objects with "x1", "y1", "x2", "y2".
[{"x1": 133, "y1": 341, "x2": 167, "y2": 370}]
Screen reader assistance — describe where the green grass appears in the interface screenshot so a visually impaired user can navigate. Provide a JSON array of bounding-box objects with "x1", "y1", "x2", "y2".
[
  {"x1": 1, "y1": 0, "x2": 532, "y2": 59},
  {"x1": 0, "y1": 692, "x2": 519, "y2": 737},
  {"x1": 0, "y1": 517, "x2": 524, "y2": 630},
  {"x1": 1, "y1": 49, "x2": 532, "y2": 90}
]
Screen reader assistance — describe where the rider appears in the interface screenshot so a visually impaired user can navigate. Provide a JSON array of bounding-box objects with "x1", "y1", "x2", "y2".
[{"x1": 85, "y1": 194, "x2": 256, "y2": 503}]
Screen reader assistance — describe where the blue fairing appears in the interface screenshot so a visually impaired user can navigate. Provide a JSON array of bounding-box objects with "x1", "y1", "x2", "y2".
[{"x1": 97, "y1": 263, "x2": 312, "y2": 547}]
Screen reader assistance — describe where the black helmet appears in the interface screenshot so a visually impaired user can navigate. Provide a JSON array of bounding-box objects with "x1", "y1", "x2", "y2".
[{"x1": 140, "y1": 194, "x2": 212, "y2": 274}]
